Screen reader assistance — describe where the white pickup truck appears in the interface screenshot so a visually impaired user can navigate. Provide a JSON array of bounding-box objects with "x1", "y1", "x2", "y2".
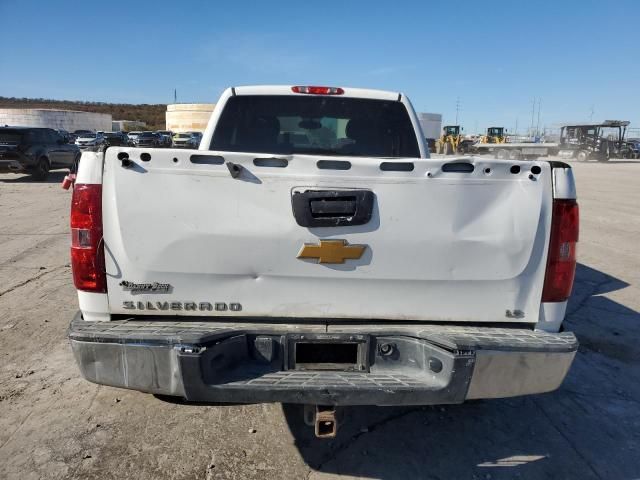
[{"x1": 68, "y1": 85, "x2": 579, "y2": 436}]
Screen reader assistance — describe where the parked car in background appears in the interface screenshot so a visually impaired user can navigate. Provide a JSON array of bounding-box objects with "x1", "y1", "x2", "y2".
[
  {"x1": 75, "y1": 132, "x2": 107, "y2": 150},
  {"x1": 104, "y1": 131, "x2": 129, "y2": 147},
  {"x1": 625, "y1": 139, "x2": 640, "y2": 159},
  {"x1": 190, "y1": 131, "x2": 203, "y2": 147},
  {"x1": 73, "y1": 129, "x2": 93, "y2": 137},
  {"x1": 172, "y1": 132, "x2": 199, "y2": 148},
  {"x1": 155, "y1": 130, "x2": 173, "y2": 147},
  {"x1": 126, "y1": 131, "x2": 142, "y2": 145},
  {"x1": 0, "y1": 126, "x2": 81, "y2": 180},
  {"x1": 131, "y1": 131, "x2": 161, "y2": 147},
  {"x1": 56, "y1": 129, "x2": 73, "y2": 143}
]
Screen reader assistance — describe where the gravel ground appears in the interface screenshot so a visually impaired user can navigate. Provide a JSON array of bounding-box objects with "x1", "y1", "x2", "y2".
[{"x1": 0, "y1": 160, "x2": 639, "y2": 480}]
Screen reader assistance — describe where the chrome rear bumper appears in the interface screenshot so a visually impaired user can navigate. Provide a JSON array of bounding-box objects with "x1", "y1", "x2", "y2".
[{"x1": 68, "y1": 312, "x2": 577, "y2": 406}]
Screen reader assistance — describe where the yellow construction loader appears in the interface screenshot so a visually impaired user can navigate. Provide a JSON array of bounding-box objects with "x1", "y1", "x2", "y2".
[
  {"x1": 435, "y1": 125, "x2": 464, "y2": 154},
  {"x1": 480, "y1": 127, "x2": 507, "y2": 144}
]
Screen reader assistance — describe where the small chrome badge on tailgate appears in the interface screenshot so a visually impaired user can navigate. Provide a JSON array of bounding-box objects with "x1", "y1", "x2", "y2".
[{"x1": 119, "y1": 280, "x2": 172, "y2": 293}]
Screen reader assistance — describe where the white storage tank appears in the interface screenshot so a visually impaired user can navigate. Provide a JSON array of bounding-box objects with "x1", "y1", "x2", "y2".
[
  {"x1": 0, "y1": 108, "x2": 112, "y2": 132},
  {"x1": 166, "y1": 104, "x2": 215, "y2": 133},
  {"x1": 417, "y1": 112, "x2": 442, "y2": 140}
]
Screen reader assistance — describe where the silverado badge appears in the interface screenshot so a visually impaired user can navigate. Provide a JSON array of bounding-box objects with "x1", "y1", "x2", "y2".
[{"x1": 297, "y1": 239, "x2": 366, "y2": 264}]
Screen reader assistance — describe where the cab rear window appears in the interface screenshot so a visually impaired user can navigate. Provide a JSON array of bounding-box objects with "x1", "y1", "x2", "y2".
[
  {"x1": 0, "y1": 131, "x2": 24, "y2": 144},
  {"x1": 210, "y1": 95, "x2": 420, "y2": 157}
]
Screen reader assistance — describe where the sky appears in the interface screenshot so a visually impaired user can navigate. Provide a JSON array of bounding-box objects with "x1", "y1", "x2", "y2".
[{"x1": 1, "y1": 0, "x2": 639, "y2": 134}]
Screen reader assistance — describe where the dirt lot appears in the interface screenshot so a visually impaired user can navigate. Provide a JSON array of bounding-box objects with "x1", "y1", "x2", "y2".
[{"x1": 1, "y1": 161, "x2": 639, "y2": 480}]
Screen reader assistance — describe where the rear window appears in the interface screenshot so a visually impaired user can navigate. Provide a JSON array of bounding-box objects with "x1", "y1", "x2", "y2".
[
  {"x1": 0, "y1": 131, "x2": 24, "y2": 144},
  {"x1": 210, "y1": 95, "x2": 420, "y2": 157}
]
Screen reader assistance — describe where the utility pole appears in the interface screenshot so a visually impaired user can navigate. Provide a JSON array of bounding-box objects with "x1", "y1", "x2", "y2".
[
  {"x1": 174, "y1": 89, "x2": 177, "y2": 104},
  {"x1": 589, "y1": 105, "x2": 595, "y2": 122},
  {"x1": 515, "y1": 118, "x2": 518, "y2": 137},
  {"x1": 455, "y1": 97, "x2": 460, "y2": 125},
  {"x1": 530, "y1": 98, "x2": 536, "y2": 138},
  {"x1": 536, "y1": 98, "x2": 542, "y2": 137}
]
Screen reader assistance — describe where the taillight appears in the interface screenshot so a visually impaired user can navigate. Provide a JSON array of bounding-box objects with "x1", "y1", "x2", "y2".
[
  {"x1": 70, "y1": 184, "x2": 106, "y2": 293},
  {"x1": 291, "y1": 86, "x2": 344, "y2": 95},
  {"x1": 542, "y1": 199, "x2": 579, "y2": 302}
]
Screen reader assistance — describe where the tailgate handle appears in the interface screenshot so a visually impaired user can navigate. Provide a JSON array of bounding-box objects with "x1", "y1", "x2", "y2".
[
  {"x1": 310, "y1": 197, "x2": 357, "y2": 217},
  {"x1": 292, "y1": 190, "x2": 374, "y2": 227}
]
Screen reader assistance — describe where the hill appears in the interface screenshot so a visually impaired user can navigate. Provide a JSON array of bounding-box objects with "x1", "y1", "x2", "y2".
[{"x1": 0, "y1": 96, "x2": 167, "y2": 130}]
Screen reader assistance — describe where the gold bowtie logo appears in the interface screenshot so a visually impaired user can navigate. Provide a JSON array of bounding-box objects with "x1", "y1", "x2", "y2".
[{"x1": 297, "y1": 239, "x2": 366, "y2": 264}]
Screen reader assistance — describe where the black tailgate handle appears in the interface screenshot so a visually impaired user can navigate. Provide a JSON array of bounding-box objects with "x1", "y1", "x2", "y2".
[{"x1": 292, "y1": 190, "x2": 374, "y2": 227}]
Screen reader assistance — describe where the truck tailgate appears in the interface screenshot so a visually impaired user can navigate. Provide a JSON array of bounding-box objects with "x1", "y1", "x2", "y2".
[{"x1": 102, "y1": 148, "x2": 552, "y2": 324}]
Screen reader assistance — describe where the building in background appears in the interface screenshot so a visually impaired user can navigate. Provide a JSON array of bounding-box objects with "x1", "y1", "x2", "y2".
[
  {"x1": 417, "y1": 112, "x2": 442, "y2": 141},
  {"x1": 166, "y1": 103, "x2": 215, "y2": 133},
  {"x1": 112, "y1": 120, "x2": 146, "y2": 132},
  {"x1": 0, "y1": 108, "x2": 112, "y2": 132}
]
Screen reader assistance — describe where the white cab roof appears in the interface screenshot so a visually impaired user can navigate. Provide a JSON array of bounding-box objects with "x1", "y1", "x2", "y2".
[{"x1": 232, "y1": 85, "x2": 401, "y2": 101}]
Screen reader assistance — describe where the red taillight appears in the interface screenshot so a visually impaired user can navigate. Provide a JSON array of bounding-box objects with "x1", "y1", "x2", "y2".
[
  {"x1": 291, "y1": 86, "x2": 344, "y2": 95},
  {"x1": 542, "y1": 199, "x2": 579, "y2": 302},
  {"x1": 70, "y1": 184, "x2": 106, "y2": 293}
]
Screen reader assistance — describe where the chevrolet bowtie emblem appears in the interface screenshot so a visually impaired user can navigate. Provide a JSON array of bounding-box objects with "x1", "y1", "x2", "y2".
[{"x1": 297, "y1": 239, "x2": 366, "y2": 264}]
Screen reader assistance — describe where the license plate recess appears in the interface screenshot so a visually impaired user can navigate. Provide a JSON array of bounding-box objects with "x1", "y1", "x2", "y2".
[{"x1": 285, "y1": 334, "x2": 370, "y2": 372}]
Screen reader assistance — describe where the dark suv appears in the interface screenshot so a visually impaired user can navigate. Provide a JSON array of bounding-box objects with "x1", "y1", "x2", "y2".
[
  {"x1": 130, "y1": 131, "x2": 161, "y2": 147},
  {"x1": 104, "y1": 131, "x2": 129, "y2": 147},
  {"x1": 0, "y1": 127, "x2": 81, "y2": 180}
]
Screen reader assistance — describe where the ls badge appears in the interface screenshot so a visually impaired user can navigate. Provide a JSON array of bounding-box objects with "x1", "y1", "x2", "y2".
[{"x1": 297, "y1": 239, "x2": 366, "y2": 264}]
